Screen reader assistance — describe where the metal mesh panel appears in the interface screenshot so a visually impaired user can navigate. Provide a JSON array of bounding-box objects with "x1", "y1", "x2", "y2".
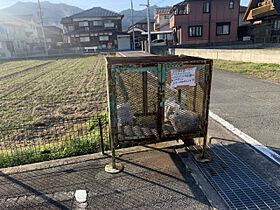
[
  {"x1": 107, "y1": 56, "x2": 212, "y2": 145},
  {"x1": 163, "y1": 66, "x2": 206, "y2": 137},
  {"x1": 116, "y1": 71, "x2": 159, "y2": 141}
]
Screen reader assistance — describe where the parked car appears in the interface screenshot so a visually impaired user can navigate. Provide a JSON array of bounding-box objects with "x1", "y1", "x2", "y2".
[{"x1": 151, "y1": 39, "x2": 166, "y2": 46}]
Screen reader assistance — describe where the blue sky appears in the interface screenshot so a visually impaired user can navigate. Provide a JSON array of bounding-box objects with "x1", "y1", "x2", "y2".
[{"x1": 0, "y1": 0, "x2": 250, "y2": 12}]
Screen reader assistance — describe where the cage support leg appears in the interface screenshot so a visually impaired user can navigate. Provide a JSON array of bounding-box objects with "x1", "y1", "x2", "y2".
[
  {"x1": 195, "y1": 136, "x2": 211, "y2": 163},
  {"x1": 178, "y1": 90, "x2": 182, "y2": 104},
  {"x1": 142, "y1": 72, "x2": 148, "y2": 115},
  {"x1": 105, "y1": 138, "x2": 123, "y2": 174}
]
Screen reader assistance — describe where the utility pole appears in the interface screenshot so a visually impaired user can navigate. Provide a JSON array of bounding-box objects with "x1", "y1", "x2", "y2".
[
  {"x1": 140, "y1": 0, "x2": 151, "y2": 53},
  {"x1": 146, "y1": 0, "x2": 151, "y2": 53},
  {"x1": 131, "y1": 0, "x2": 135, "y2": 50},
  {"x1": 38, "y1": 0, "x2": 48, "y2": 55}
]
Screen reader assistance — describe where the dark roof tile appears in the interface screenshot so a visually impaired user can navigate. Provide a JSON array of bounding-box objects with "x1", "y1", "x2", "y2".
[
  {"x1": 70, "y1": 7, "x2": 123, "y2": 19},
  {"x1": 155, "y1": 7, "x2": 172, "y2": 15},
  {"x1": 61, "y1": 17, "x2": 72, "y2": 24}
]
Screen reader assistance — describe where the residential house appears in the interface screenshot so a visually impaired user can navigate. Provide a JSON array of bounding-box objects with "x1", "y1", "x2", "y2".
[
  {"x1": 127, "y1": 18, "x2": 156, "y2": 44},
  {"x1": 43, "y1": 26, "x2": 63, "y2": 49},
  {"x1": 0, "y1": 14, "x2": 42, "y2": 57},
  {"x1": 154, "y1": 7, "x2": 173, "y2": 41},
  {"x1": 242, "y1": 0, "x2": 280, "y2": 43},
  {"x1": 61, "y1": 7, "x2": 126, "y2": 50},
  {"x1": 0, "y1": 25, "x2": 12, "y2": 57},
  {"x1": 238, "y1": 6, "x2": 251, "y2": 40},
  {"x1": 170, "y1": 0, "x2": 240, "y2": 45},
  {"x1": 239, "y1": 6, "x2": 249, "y2": 26}
]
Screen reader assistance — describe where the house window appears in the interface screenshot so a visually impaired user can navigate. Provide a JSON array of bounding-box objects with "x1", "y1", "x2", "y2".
[
  {"x1": 164, "y1": 15, "x2": 170, "y2": 20},
  {"x1": 229, "y1": 0, "x2": 234, "y2": 9},
  {"x1": 216, "y1": 22, "x2": 230, "y2": 35},
  {"x1": 189, "y1": 25, "x2": 202, "y2": 37},
  {"x1": 104, "y1": 22, "x2": 114, "y2": 28},
  {"x1": 85, "y1": 27, "x2": 89, "y2": 31},
  {"x1": 68, "y1": 25, "x2": 74, "y2": 31},
  {"x1": 274, "y1": 20, "x2": 280, "y2": 30},
  {"x1": 79, "y1": 21, "x2": 88, "y2": 27},
  {"x1": 99, "y1": 36, "x2": 109, "y2": 41},
  {"x1": 80, "y1": 37, "x2": 90, "y2": 42},
  {"x1": 203, "y1": 2, "x2": 210, "y2": 13},
  {"x1": 184, "y1": 4, "x2": 190, "y2": 14},
  {"x1": 93, "y1": 21, "x2": 103, "y2": 26}
]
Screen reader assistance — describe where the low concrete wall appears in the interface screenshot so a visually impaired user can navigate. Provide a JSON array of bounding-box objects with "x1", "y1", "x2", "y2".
[{"x1": 171, "y1": 48, "x2": 280, "y2": 64}]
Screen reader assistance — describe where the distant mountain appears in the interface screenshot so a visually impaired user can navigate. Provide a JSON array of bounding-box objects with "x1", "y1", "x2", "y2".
[
  {"x1": 0, "y1": 1, "x2": 83, "y2": 27},
  {"x1": 0, "y1": 1, "x2": 163, "y2": 31},
  {"x1": 120, "y1": 5, "x2": 158, "y2": 31}
]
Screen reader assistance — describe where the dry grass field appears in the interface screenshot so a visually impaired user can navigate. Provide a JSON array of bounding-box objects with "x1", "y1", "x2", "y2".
[{"x1": 214, "y1": 60, "x2": 280, "y2": 83}]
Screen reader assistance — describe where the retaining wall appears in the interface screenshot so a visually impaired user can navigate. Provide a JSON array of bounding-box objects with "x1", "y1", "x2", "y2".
[{"x1": 171, "y1": 48, "x2": 280, "y2": 64}]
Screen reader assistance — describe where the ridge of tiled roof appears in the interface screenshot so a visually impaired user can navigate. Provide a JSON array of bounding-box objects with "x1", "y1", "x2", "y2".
[
  {"x1": 155, "y1": 7, "x2": 172, "y2": 15},
  {"x1": 61, "y1": 17, "x2": 72, "y2": 24},
  {"x1": 70, "y1": 7, "x2": 123, "y2": 19}
]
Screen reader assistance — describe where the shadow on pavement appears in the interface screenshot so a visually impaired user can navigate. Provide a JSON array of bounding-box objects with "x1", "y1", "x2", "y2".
[{"x1": 0, "y1": 143, "x2": 211, "y2": 209}]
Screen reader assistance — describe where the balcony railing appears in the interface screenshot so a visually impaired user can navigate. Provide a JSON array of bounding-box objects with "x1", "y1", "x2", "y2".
[{"x1": 251, "y1": 4, "x2": 275, "y2": 17}]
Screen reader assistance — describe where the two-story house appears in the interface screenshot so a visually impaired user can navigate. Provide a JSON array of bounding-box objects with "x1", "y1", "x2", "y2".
[
  {"x1": 242, "y1": 0, "x2": 280, "y2": 43},
  {"x1": 61, "y1": 7, "x2": 125, "y2": 50},
  {"x1": 154, "y1": 7, "x2": 173, "y2": 41},
  {"x1": 0, "y1": 25, "x2": 12, "y2": 57},
  {"x1": 0, "y1": 14, "x2": 41, "y2": 57},
  {"x1": 127, "y1": 18, "x2": 156, "y2": 46},
  {"x1": 170, "y1": 0, "x2": 240, "y2": 45},
  {"x1": 43, "y1": 26, "x2": 63, "y2": 49}
]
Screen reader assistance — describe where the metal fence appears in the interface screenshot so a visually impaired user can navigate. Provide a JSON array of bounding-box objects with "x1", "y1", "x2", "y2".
[{"x1": 0, "y1": 114, "x2": 109, "y2": 168}]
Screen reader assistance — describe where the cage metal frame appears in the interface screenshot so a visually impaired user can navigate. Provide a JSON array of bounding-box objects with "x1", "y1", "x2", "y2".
[{"x1": 106, "y1": 56, "x2": 213, "y2": 168}]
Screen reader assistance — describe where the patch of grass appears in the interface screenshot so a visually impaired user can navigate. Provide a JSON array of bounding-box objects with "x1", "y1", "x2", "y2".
[
  {"x1": 0, "y1": 134, "x2": 110, "y2": 168},
  {"x1": 214, "y1": 59, "x2": 280, "y2": 83},
  {"x1": 0, "y1": 116, "x2": 111, "y2": 168},
  {"x1": 235, "y1": 70, "x2": 252, "y2": 73}
]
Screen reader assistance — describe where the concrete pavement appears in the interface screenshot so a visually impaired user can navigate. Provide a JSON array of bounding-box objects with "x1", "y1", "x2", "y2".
[
  {"x1": 210, "y1": 69, "x2": 280, "y2": 154},
  {"x1": 0, "y1": 118, "x2": 279, "y2": 209},
  {"x1": 0, "y1": 141, "x2": 211, "y2": 210}
]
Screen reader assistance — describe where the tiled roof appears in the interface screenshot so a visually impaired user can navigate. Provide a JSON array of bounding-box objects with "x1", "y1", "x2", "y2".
[
  {"x1": 44, "y1": 26, "x2": 63, "y2": 33},
  {"x1": 70, "y1": 7, "x2": 123, "y2": 19},
  {"x1": 155, "y1": 7, "x2": 172, "y2": 15},
  {"x1": 61, "y1": 17, "x2": 73, "y2": 24}
]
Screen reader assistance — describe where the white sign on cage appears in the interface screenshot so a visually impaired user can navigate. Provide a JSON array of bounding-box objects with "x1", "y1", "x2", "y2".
[{"x1": 170, "y1": 67, "x2": 197, "y2": 88}]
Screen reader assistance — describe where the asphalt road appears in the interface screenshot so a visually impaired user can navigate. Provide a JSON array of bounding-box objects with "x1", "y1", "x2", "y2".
[{"x1": 210, "y1": 69, "x2": 280, "y2": 154}]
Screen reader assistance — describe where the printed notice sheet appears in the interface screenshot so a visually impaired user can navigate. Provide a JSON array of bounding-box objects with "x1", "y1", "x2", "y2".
[{"x1": 170, "y1": 67, "x2": 197, "y2": 88}]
